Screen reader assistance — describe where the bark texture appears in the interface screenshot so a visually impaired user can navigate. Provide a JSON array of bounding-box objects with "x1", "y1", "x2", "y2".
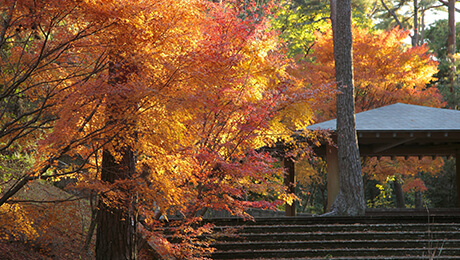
[
  {"x1": 328, "y1": 0, "x2": 365, "y2": 216},
  {"x1": 283, "y1": 157, "x2": 296, "y2": 216},
  {"x1": 394, "y1": 178, "x2": 406, "y2": 208},
  {"x1": 412, "y1": 0, "x2": 418, "y2": 46},
  {"x1": 96, "y1": 149, "x2": 138, "y2": 260},
  {"x1": 96, "y1": 57, "x2": 139, "y2": 259},
  {"x1": 448, "y1": 0, "x2": 456, "y2": 56},
  {"x1": 448, "y1": 0, "x2": 456, "y2": 97}
]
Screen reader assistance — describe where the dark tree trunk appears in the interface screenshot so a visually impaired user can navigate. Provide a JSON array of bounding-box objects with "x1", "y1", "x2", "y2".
[
  {"x1": 96, "y1": 57, "x2": 139, "y2": 259},
  {"x1": 414, "y1": 191, "x2": 423, "y2": 208},
  {"x1": 448, "y1": 0, "x2": 455, "y2": 57},
  {"x1": 414, "y1": 172, "x2": 424, "y2": 209},
  {"x1": 394, "y1": 178, "x2": 406, "y2": 208},
  {"x1": 412, "y1": 0, "x2": 419, "y2": 47},
  {"x1": 96, "y1": 149, "x2": 138, "y2": 260},
  {"x1": 328, "y1": 0, "x2": 365, "y2": 216},
  {"x1": 448, "y1": 0, "x2": 456, "y2": 96},
  {"x1": 284, "y1": 157, "x2": 296, "y2": 216},
  {"x1": 419, "y1": 8, "x2": 425, "y2": 43}
]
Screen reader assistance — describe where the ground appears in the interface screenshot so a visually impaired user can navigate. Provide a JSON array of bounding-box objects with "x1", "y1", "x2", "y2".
[{"x1": 0, "y1": 175, "x2": 94, "y2": 259}]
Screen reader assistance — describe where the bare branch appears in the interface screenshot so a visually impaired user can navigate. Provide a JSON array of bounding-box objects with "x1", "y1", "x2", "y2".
[
  {"x1": 6, "y1": 196, "x2": 86, "y2": 204},
  {"x1": 381, "y1": 0, "x2": 406, "y2": 30},
  {"x1": 438, "y1": 0, "x2": 460, "y2": 12}
]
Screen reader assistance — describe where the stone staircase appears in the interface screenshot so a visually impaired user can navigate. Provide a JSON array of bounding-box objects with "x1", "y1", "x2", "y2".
[{"x1": 207, "y1": 210, "x2": 460, "y2": 259}]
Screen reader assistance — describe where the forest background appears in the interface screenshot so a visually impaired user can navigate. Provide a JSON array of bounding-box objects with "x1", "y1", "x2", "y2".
[{"x1": 0, "y1": 0, "x2": 458, "y2": 259}]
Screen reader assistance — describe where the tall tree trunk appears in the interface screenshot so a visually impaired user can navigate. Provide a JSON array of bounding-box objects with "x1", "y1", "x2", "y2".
[
  {"x1": 283, "y1": 157, "x2": 296, "y2": 216},
  {"x1": 412, "y1": 0, "x2": 419, "y2": 46},
  {"x1": 414, "y1": 191, "x2": 423, "y2": 208},
  {"x1": 96, "y1": 58, "x2": 139, "y2": 259},
  {"x1": 394, "y1": 177, "x2": 406, "y2": 208},
  {"x1": 448, "y1": 0, "x2": 456, "y2": 99},
  {"x1": 414, "y1": 172, "x2": 424, "y2": 209},
  {"x1": 448, "y1": 0, "x2": 456, "y2": 58},
  {"x1": 96, "y1": 149, "x2": 138, "y2": 260},
  {"x1": 328, "y1": 0, "x2": 365, "y2": 216},
  {"x1": 419, "y1": 8, "x2": 426, "y2": 43}
]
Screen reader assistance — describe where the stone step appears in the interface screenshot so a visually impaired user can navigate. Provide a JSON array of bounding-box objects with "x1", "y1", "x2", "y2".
[
  {"x1": 206, "y1": 214, "x2": 460, "y2": 259},
  {"x1": 211, "y1": 247, "x2": 460, "y2": 259},
  {"x1": 226, "y1": 256, "x2": 460, "y2": 260},
  {"x1": 213, "y1": 223, "x2": 460, "y2": 234},
  {"x1": 365, "y1": 208, "x2": 460, "y2": 216},
  {"x1": 212, "y1": 231, "x2": 460, "y2": 242},
  {"x1": 209, "y1": 215, "x2": 460, "y2": 226},
  {"x1": 213, "y1": 239, "x2": 460, "y2": 251}
]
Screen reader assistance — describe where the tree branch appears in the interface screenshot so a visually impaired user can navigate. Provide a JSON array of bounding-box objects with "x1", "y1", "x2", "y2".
[
  {"x1": 438, "y1": 0, "x2": 460, "y2": 12},
  {"x1": 380, "y1": 0, "x2": 405, "y2": 29},
  {"x1": 6, "y1": 196, "x2": 85, "y2": 204}
]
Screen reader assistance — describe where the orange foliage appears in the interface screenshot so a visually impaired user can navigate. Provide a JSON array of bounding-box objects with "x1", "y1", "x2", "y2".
[
  {"x1": 296, "y1": 26, "x2": 445, "y2": 200},
  {"x1": 362, "y1": 155, "x2": 443, "y2": 204},
  {"x1": 0, "y1": 0, "x2": 106, "y2": 153},
  {"x1": 0, "y1": 204, "x2": 37, "y2": 242},
  {"x1": 1, "y1": 0, "x2": 317, "y2": 258},
  {"x1": 0, "y1": 180, "x2": 93, "y2": 259},
  {"x1": 363, "y1": 157, "x2": 444, "y2": 182},
  {"x1": 296, "y1": 26, "x2": 443, "y2": 122},
  {"x1": 46, "y1": 0, "x2": 316, "y2": 221}
]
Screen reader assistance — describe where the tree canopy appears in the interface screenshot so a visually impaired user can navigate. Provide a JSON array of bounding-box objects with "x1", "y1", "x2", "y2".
[
  {"x1": 297, "y1": 26, "x2": 442, "y2": 122},
  {"x1": 0, "y1": 0, "x2": 455, "y2": 258},
  {"x1": 0, "y1": 0, "x2": 318, "y2": 258}
]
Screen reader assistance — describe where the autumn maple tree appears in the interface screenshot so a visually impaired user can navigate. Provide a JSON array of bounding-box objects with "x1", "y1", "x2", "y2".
[
  {"x1": 298, "y1": 26, "x2": 442, "y2": 122},
  {"x1": 0, "y1": 0, "x2": 114, "y2": 257},
  {"x1": 0, "y1": 0, "x2": 318, "y2": 258},
  {"x1": 363, "y1": 156, "x2": 444, "y2": 208},
  {"x1": 0, "y1": 0, "x2": 113, "y2": 209},
  {"x1": 296, "y1": 24, "x2": 444, "y2": 212},
  {"x1": 0, "y1": 0, "x2": 105, "y2": 153}
]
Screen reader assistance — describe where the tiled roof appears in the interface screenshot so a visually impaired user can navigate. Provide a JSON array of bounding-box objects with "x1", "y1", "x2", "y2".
[{"x1": 307, "y1": 103, "x2": 460, "y2": 132}]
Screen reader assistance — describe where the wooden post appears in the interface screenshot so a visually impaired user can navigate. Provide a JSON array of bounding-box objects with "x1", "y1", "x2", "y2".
[
  {"x1": 283, "y1": 157, "x2": 296, "y2": 216},
  {"x1": 456, "y1": 151, "x2": 460, "y2": 208},
  {"x1": 327, "y1": 144, "x2": 339, "y2": 212}
]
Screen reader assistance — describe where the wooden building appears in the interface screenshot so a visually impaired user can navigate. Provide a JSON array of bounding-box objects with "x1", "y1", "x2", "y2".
[{"x1": 283, "y1": 103, "x2": 460, "y2": 216}]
